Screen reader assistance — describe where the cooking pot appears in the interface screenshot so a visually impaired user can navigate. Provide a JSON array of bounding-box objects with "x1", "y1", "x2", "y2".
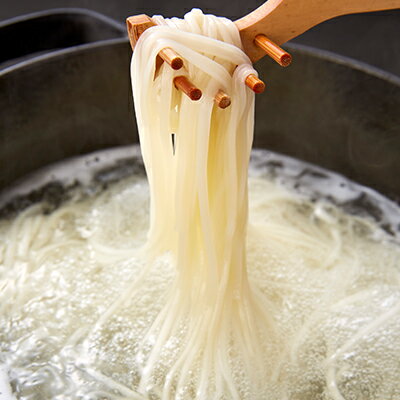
[
  {"x1": 0, "y1": 8, "x2": 400, "y2": 399},
  {"x1": 0, "y1": 8, "x2": 399, "y2": 203}
]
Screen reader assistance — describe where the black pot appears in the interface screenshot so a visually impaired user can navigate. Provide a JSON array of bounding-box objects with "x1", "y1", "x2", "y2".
[{"x1": 0, "y1": 9, "x2": 399, "y2": 201}]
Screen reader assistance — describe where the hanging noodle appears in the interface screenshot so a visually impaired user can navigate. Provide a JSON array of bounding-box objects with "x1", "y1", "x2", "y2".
[{"x1": 129, "y1": 9, "x2": 275, "y2": 397}]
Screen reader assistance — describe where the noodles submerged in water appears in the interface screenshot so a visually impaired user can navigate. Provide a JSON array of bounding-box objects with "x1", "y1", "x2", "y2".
[{"x1": 1, "y1": 9, "x2": 400, "y2": 400}]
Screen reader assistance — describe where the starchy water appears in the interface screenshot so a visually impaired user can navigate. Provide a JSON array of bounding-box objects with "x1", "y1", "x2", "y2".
[{"x1": 0, "y1": 147, "x2": 399, "y2": 400}]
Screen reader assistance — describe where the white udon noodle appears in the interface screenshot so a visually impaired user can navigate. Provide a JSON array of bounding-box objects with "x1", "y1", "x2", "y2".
[
  {"x1": 130, "y1": 9, "x2": 273, "y2": 398},
  {"x1": 129, "y1": 8, "x2": 400, "y2": 398},
  {"x1": 1, "y1": 8, "x2": 400, "y2": 400}
]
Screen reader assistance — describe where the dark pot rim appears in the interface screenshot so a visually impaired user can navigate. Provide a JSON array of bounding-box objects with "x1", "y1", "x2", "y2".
[
  {"x1": 0, "y1": 8, "x2": 127, "y2": 76},
  {"x1": 1, "y1": 18, "x2": 399, "y2": 90},
  {"x1": 0, "y1": 7, "x2": 125, "y2": 32},
  {"x1": 285, "y1": 42, "x2": 400, "y2": 88}
]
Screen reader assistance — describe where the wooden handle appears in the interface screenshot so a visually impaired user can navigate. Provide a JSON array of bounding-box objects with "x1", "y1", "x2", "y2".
[{"x1": 235, "y1": 0, "x2": 400, "y2": 62}]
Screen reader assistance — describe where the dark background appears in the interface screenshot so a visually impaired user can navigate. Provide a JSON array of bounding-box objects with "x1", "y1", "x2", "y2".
[{"x1": 1, "y1": 0, "x2": 399, "y2": 76}]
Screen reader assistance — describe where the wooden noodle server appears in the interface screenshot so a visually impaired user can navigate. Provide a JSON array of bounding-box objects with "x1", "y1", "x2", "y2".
[{"x1": 127, "y1": 0, "x2": 400, "y2": 107}]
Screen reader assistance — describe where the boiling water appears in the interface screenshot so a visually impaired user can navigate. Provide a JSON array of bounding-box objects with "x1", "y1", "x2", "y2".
[{"x1": 0, "y1": 147, "x2": 399, "y2": 400}]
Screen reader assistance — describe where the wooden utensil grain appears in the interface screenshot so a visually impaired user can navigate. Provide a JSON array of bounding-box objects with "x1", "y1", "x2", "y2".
[{"x1": 126, "y1": 0, "x2": 400, "y2": 101}]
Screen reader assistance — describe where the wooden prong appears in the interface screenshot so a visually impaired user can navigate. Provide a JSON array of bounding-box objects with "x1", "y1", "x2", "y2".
[
  {"x1": 214, "y1": 90, "x2": 231, "y2": 109},
  {"x1": 245, "y1": 74, "x2": 266, "y2": 93},
  {"x1": 159, "y1": 47, "x2": 184, "y2": 70},
  {"x1": 126, "y1": 15, "x2": 155, "y2": 50},
  {"x1": 174, "y1": 76, "x2": 202, "y2": 101},
  {"x1": 254, "y1": 34, "x2": 292, "y2": 67},
  {"x1": 126, "y1": 14, "x2": 184, "y2": 71}
]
